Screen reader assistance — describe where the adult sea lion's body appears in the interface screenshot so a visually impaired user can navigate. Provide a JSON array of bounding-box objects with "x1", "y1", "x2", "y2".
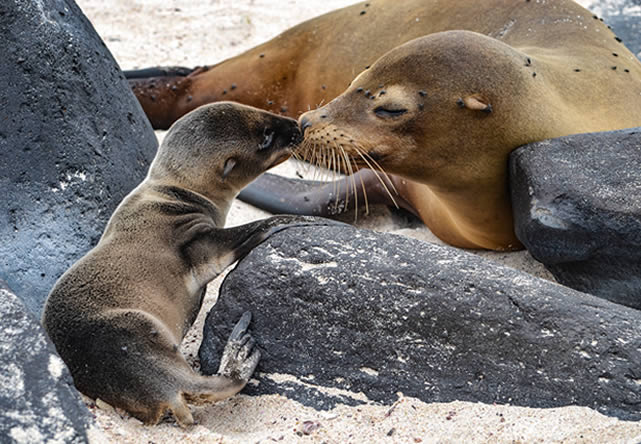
[
  {"x1": 128, "y1": 0, "x2": 641, "y2": 250},
  {"x1": 129, "y1": 0, "x2": 638, "y2": 129},
  {"x1": 291, "y1": 25, "x2": 641, "y2": 250},
  {"x1": 42, "y1": 103, "x2": 316, "y2": 426}
]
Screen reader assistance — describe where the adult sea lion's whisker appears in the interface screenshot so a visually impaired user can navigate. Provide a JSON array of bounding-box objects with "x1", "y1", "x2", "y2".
[
  {"x1": 357, "y1": 144, "x2": 399, "y2": 195},
  {"x1": 339, "y1": 145, "x2": 358, "y2": 219},
  {"x1": 349, "y1": 154, "x2": 360, "y2": 222},
  {"x1": 322, "y1": 146, "x2": 331, "y2": 182},
  {"x1": 312, "y1": 143, "x2": 322, "y2": 174},
  {"x1": 291, "y1": 148, "x2": 302, "y2": 162},
  {"x1": 305, "y1": 140, "x2": 316, "y2": 165},
  {"x1": 358, "y1": 167, "x2": 370, "y2": 215},
  {"x1": 330, "y1": 146, "x2": 339, "y2": 205},
  {"x1": 300, "y1": 140, "x2": 313, "y2": 164},
  {"x1": 337, "y1": 145, "x2": 352, "y2": 209},
  {"x1": 311, "y1": 143, "x2": 322, "y2": 180},
  {"x1": 301, "y1": 141, "x2": 311, "y2": 171},
  {"x1": 353, "y1": 146, "x2": 399, "y2": 209}
]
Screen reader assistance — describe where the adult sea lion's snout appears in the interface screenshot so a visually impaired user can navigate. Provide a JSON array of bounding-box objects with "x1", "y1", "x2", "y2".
[
  {"x1": 299, "y1": 115, "x2": 313, "y2": 136},
  {"x1": 298, "y1": 109, "x2": 330, "y2": 136}
]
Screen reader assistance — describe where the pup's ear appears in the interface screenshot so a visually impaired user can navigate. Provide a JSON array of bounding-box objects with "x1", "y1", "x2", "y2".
[{"x1": 222, "y1": 158, "x2": 237, "y2": 178}]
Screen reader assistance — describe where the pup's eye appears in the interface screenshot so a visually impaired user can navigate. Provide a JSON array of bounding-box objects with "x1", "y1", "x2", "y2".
[
  {"x1": 259, "y1": 128, "x2": 274, "y2": 150},
  {"x1": 374, "y1": 107, "x2": 408, "y2": 118}
]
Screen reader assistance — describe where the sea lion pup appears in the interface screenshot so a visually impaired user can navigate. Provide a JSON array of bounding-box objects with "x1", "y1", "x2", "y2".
[
  {"x1": 42, "y1": 102, "x2": 316, "y2": 426},
  {"x1": 285, "y1": 29, "x2": 641, "y2": 251}
]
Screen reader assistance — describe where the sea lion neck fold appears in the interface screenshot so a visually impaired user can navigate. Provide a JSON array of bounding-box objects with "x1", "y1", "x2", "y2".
[{"x1": 149, "y1": 183, "x2": 229, "y2": 228}]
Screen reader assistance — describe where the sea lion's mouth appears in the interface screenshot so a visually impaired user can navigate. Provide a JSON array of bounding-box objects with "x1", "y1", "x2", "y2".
[
  {"x1": 268, "y1": 150, "x2": 292, "y2": 169},
  {"x1": 366, "y1": 150, "x2": 383, "y2": 163},
  {"x1": 345, "y1": 149, "x2": 386, "y2": 170},
  {"x1": 290, "y1": 128, "x2": 304, "y2": 146}
]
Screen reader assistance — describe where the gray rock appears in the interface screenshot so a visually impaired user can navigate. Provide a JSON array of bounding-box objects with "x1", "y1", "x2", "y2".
[
  {"x1": 510, "y1": 128, "x2": 641, "y2": 308},
  {"x1": 583, "y1": 0, "x2": 641, "y2": 59},
  {"x1": 0, "y1": 280, "x2": 93, "y2": 443},
  {"x1": 0, "y1": 0, "x2": 157, "y2": 315},
  {"x1": 199, "y1": 225, "x2": 641, "y2": 420}
]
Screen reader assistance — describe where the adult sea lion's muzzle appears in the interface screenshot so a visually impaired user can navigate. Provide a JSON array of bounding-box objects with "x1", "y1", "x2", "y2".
[{"x1": 299, "y1": 116, "x2": 313, "y2": 136}]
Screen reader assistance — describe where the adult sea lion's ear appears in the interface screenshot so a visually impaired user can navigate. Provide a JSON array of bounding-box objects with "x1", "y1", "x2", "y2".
[
  {"x1": 223, "y1": 158, "x2": 237, "y2": 178},
  {"x1": 457, "y1": 95, "x2": 493, "y2": 113}
]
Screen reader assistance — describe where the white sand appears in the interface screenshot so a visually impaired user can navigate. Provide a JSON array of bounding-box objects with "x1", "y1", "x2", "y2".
[{"x1": 75, "y1": 1, "x2": 641, "y2": 442}]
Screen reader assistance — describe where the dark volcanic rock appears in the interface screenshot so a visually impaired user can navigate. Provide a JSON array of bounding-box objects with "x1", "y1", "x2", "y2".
[
  {"x1": 0, "y1": 0, "x2": 157, "y2": 315},
  {"x1": 199, "y1": 225, "x2": 641, "y2": 420},
  {"x1": 510, "y1": 128, "x2": 641, "y2": 308},
  {"x1": 584, "y1": 0, "x2": 641, "y2": 59},
  {"x1": 0, "y1": 280, "x2": 93, "y2": 443}
]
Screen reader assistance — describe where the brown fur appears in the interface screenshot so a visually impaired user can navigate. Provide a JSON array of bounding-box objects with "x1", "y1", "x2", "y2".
[
  {"x1": 129, "y1": 0, "x2": 640, "y2": 129},
  {"x1": 298, "y1": 26, "x2": 641, "y2": 249},
  {"x1": 42, "y1": 102, "x2": 304, "y2": 426},
  {"x1": 129, "y1": 0, "x2": 641, "y2": 250}
]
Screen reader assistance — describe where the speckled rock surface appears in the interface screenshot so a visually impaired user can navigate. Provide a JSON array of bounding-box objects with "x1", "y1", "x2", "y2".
[
  {"x1": 0, "y1": 0, "x2": 157, "y2": 315},
  {"x1": 199, "y1": 225, "x2": 641, "y2": 420},
  {"x1": 584, "y1": 0, "x2": 641, "y2": 59},
  {"x1": 510, "y1": 128, "x2": 641, "y2": 309},
  {"x1": 0, "y1": 280, "x2": 93, "y2": 443}
]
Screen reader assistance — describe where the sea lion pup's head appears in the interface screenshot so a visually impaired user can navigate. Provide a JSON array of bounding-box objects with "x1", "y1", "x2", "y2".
[
  {"x1": 149, "y1": 102, "x2": 301, "y2": 199},
  {"x1": 298, "y1": 31, "x2": 544, "y2": 187}
]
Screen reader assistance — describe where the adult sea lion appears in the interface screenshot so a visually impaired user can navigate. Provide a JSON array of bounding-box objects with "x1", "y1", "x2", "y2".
[
  {"x1": 127, "y1": 0, "x2": 637, "y2": 128},
  {"x1": 127, "y1": 0, "x2": 641, "y2": 250},
  {"x1": 42, "y1": 102, "x2": 321, "y2": 426},
  {"x1": 243, "y1": 0, "x2": 641, "y2": 250},
  {"x1": 290, "y1": 27, "x2": 641, "y2": 250}
]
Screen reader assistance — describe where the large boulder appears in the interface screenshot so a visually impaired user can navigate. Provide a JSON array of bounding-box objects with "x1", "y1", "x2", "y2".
[
  {"x1": 0, "y1": 280, "x2": 95, "y2": 443},
  {"x1": 0, "y1": 0, "x2": 157, "y2": 315},
  {"x1": 199, "y1": 225, "x2": 641, "y2": 421},
  {"x1": 510, "y1": 128, "x2": 641, "y2": 309}
]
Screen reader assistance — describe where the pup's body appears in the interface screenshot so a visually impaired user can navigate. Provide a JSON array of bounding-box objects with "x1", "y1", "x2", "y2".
[{"x1": 42, "y1": 102, "x2": 305, "y2": 425}]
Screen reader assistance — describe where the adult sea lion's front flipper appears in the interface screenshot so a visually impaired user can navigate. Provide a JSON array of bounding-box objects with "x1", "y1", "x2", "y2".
[
  {"x1": 123, "y1": 65, "x2": 195, "y2": 79},
  {"x1": 238, "y1": 173, "x2": 329, "y2": 216},
  {"x1": 238, "y1": 170, "x2": 416, "y2": 218}
]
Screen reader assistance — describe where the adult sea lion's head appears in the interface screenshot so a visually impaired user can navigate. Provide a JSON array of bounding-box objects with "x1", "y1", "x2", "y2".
[{"x1": 298, "y1": 31, "x2": 538, "y2": 187}]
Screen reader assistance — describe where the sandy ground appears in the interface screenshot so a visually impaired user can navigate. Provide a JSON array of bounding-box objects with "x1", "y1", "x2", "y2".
[{"x1": 74, "y1": 0, "x2": 641, "y2": 442}]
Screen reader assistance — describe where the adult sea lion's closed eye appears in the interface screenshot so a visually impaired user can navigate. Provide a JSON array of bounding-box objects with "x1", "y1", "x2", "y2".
[{"x1": 374, "y1": 107, "x2": 408, "y2": 118}]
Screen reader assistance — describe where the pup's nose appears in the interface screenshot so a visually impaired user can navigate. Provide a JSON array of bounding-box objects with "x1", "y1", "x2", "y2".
[
  {"x1": 299, "y1": 116, "x2": 312, "y2": 136},
  {"x1": 291, "y1": 126, "x2": 303, "y2": 145}
]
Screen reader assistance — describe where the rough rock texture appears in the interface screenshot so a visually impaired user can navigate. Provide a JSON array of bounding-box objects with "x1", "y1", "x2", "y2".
[
  {"x1": 0, "y1": 0, "x2": 157, "y2": 315},
  {"x1": 585, "y1": 0, "x2": 641, "y2": 59},
  {"x1": 0, "y1": 280, "x2": 93, "y2": 443},
  {"x1": 199, "y1": 225, "x2": 641, "y2": 421},
  {"x1": 510, "y1": 128, "x2": 641, "y2": 309}
]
